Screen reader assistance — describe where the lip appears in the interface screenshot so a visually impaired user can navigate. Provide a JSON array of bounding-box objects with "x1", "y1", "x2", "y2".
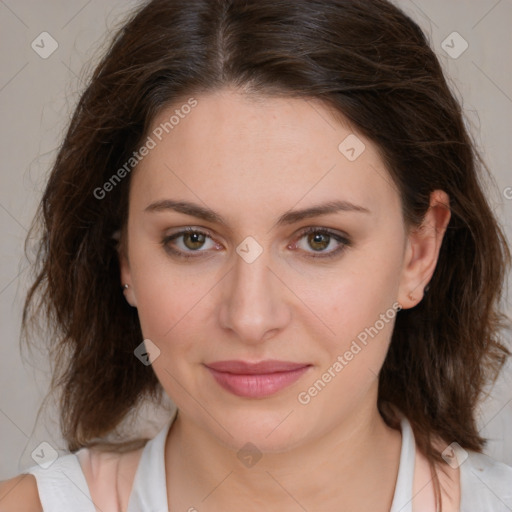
[{"x1": 204, "y1": 360, "x2": 312, "y2": 398}]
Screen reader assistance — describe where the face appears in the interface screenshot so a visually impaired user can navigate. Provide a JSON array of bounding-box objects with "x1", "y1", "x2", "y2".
[{"x1": 119, "y1": 87, "x2": 435, "y2": 452}]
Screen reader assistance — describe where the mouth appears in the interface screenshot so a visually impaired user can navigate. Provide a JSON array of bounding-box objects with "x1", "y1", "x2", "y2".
[{"x1": 204, "y1": 360, "x2": 312, "y2": 398}]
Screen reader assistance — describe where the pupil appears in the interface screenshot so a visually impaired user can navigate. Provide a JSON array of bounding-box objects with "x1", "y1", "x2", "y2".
[
  {"x1": 186, "y1": 232, "x2": 204, "y2": 249},
  {"x1": 310, "y1": 233, "x2": 328, "y2": 251}
]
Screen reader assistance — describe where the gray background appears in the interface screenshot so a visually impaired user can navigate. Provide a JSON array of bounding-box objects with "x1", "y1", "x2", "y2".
[{"x1": 0, "y1": 0, "x2": 511, "y2": 479}]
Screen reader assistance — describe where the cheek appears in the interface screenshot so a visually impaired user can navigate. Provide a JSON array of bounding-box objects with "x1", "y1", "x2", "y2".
[
  {"x1": 130, "y1": 246, "x2": 218, "y2": 357},
  {"x1": 135, "y1": 276, "x2": 205, "y2": 342},
  {"x1": 305, "y1": 247, "x2": 401, "y2": 332},
  {"x1": 298, "y1": 283, "x2": 400, "y2": 414},
  {"x1": 298, "y1": 242, "x2": 403, "y2": 381},
  {"x1": 129, "y1": 243, "x2": 183, "y2": 338}
]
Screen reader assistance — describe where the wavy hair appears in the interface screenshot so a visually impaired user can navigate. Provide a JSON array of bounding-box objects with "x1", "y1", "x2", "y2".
[{"x1": 22, "y1": 0, "x2": 511, "y2": 508}]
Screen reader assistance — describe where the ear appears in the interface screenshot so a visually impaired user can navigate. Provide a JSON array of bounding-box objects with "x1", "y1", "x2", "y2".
[
  {"x1": 113, "y1": 229, "x2": 137, "y2": 308},
  {"x1": 397, "y1": 190, "x2": 451, "y2": 309}
]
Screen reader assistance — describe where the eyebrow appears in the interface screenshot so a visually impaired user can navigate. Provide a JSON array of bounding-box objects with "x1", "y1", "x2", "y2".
[{"x1": 144, "y1": 199, "x2": 371, "y2": 228}]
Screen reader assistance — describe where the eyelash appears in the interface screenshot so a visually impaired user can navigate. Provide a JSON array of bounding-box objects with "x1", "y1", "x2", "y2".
[{"x1": 161, "y1": 226, "x2": 351, "y2": 260}]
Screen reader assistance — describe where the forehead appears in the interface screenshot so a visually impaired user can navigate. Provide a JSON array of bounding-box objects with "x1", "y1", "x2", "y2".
[{"x1": 129, "y1": 89, "x2": 400, "y2": 222}]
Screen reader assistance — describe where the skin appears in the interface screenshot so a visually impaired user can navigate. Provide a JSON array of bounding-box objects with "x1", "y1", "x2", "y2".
[{"x1": 118, "y1": 86, "x2": 455, "y2": 511}]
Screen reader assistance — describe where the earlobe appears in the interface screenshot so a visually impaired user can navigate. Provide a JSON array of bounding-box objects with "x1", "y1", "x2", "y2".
[
  {"x1": 116, "y1": 232, "x2": 137, "y2": 308},
  {"x1": 122, "y1": 283, "x2": 137, "y2": 307},
  {"x1": 397, "y1": 190, "x2": 451, "y2": 309},
  {"x1": 120, "y1": 266, "x2": 137, "y2": 308}
]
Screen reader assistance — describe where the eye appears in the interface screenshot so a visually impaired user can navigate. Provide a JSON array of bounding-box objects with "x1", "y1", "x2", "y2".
[
  {"x1": 291, "y1": 227, "x2": 351, "y2": 259},
  {"x1": 162, "y1": 227, "x2": 219, "y2": 259}
]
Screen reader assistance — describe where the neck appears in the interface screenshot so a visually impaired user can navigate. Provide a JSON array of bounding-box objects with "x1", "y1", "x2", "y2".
[{"x1": 165, "y1": 389, "x2": 402, "y2": 511}]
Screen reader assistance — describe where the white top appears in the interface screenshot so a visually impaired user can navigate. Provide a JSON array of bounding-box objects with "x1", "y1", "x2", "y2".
[{"x1": 23, "y1": 411, "x2": 512, "y2": 511}]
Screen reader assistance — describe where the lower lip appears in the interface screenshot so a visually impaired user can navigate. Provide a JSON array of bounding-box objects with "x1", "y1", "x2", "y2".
[{"x1": 206, "y1": 366, "x2": 311, "y2": 398}]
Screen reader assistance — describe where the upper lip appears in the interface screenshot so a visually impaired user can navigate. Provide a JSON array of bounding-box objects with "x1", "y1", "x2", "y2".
[{"x1": 205, "y1": 360, "x2": 311, "y2": 374}]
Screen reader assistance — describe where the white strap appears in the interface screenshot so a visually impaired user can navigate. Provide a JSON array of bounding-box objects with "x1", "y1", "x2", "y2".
[
  {"x1": 23, "y1": 453, "x2": 96, "y2": 512},
  {"x1": 127, "y1": 411, "x2": 177, "y2": 512},
  {"x1": 389, "y1": 416, "x2": 415, "y2": 512}
]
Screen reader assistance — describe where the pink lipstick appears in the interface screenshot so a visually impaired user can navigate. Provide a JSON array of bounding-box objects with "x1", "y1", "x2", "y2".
[{"x1": 204, "y1": 360, "x2": 311, "y2": 398}]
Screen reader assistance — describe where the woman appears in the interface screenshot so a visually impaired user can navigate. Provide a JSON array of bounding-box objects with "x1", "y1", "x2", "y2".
[{"x1": 1, "y1": 0, "x2": 511, "y2": 510}]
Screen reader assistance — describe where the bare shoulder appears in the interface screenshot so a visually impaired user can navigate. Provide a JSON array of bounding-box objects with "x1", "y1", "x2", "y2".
[
  {"x1": 77, "y1": 443, "x2": 146, "y2": 510},
  {"x1": 0, "y1": 474, "x2": 42, "y2": 512}
]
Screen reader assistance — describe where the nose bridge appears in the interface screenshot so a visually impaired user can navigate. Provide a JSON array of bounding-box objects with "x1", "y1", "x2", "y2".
[{"x1": 219, "y1": 238, "x2": 289, "y2": 342}]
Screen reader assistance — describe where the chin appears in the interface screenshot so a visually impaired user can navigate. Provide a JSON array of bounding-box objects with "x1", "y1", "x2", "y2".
[{"x1": 204, "y1": 407, "x2": 312, "y2": 453}]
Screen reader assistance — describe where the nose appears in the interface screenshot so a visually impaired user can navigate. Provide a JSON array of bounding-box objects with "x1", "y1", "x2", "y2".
[{"x1": 218, "y1": 245, "x2": 291, "y2": 345}]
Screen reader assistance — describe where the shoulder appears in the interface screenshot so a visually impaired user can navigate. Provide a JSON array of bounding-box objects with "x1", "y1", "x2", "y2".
[
  {"x1": 0, "y1": 444, "x2": 147, "y2": 512},
  {"x1": 464, "y1": 449, "x2": 512, "y2": 479},
  {"x1": 459, "y1": 450, "x2": 512, "y2": 509},
  {"x1": 0, "y1": 474, "x2": 42, "y2": 512},
  {"x1": 76, "y1": 444, "x2": 146, "y2": 510}
]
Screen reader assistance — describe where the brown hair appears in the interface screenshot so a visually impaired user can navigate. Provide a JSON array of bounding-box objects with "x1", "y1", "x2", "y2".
[{"x1": 22, "y1": 0, "x2": 511, "y2": 508}]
